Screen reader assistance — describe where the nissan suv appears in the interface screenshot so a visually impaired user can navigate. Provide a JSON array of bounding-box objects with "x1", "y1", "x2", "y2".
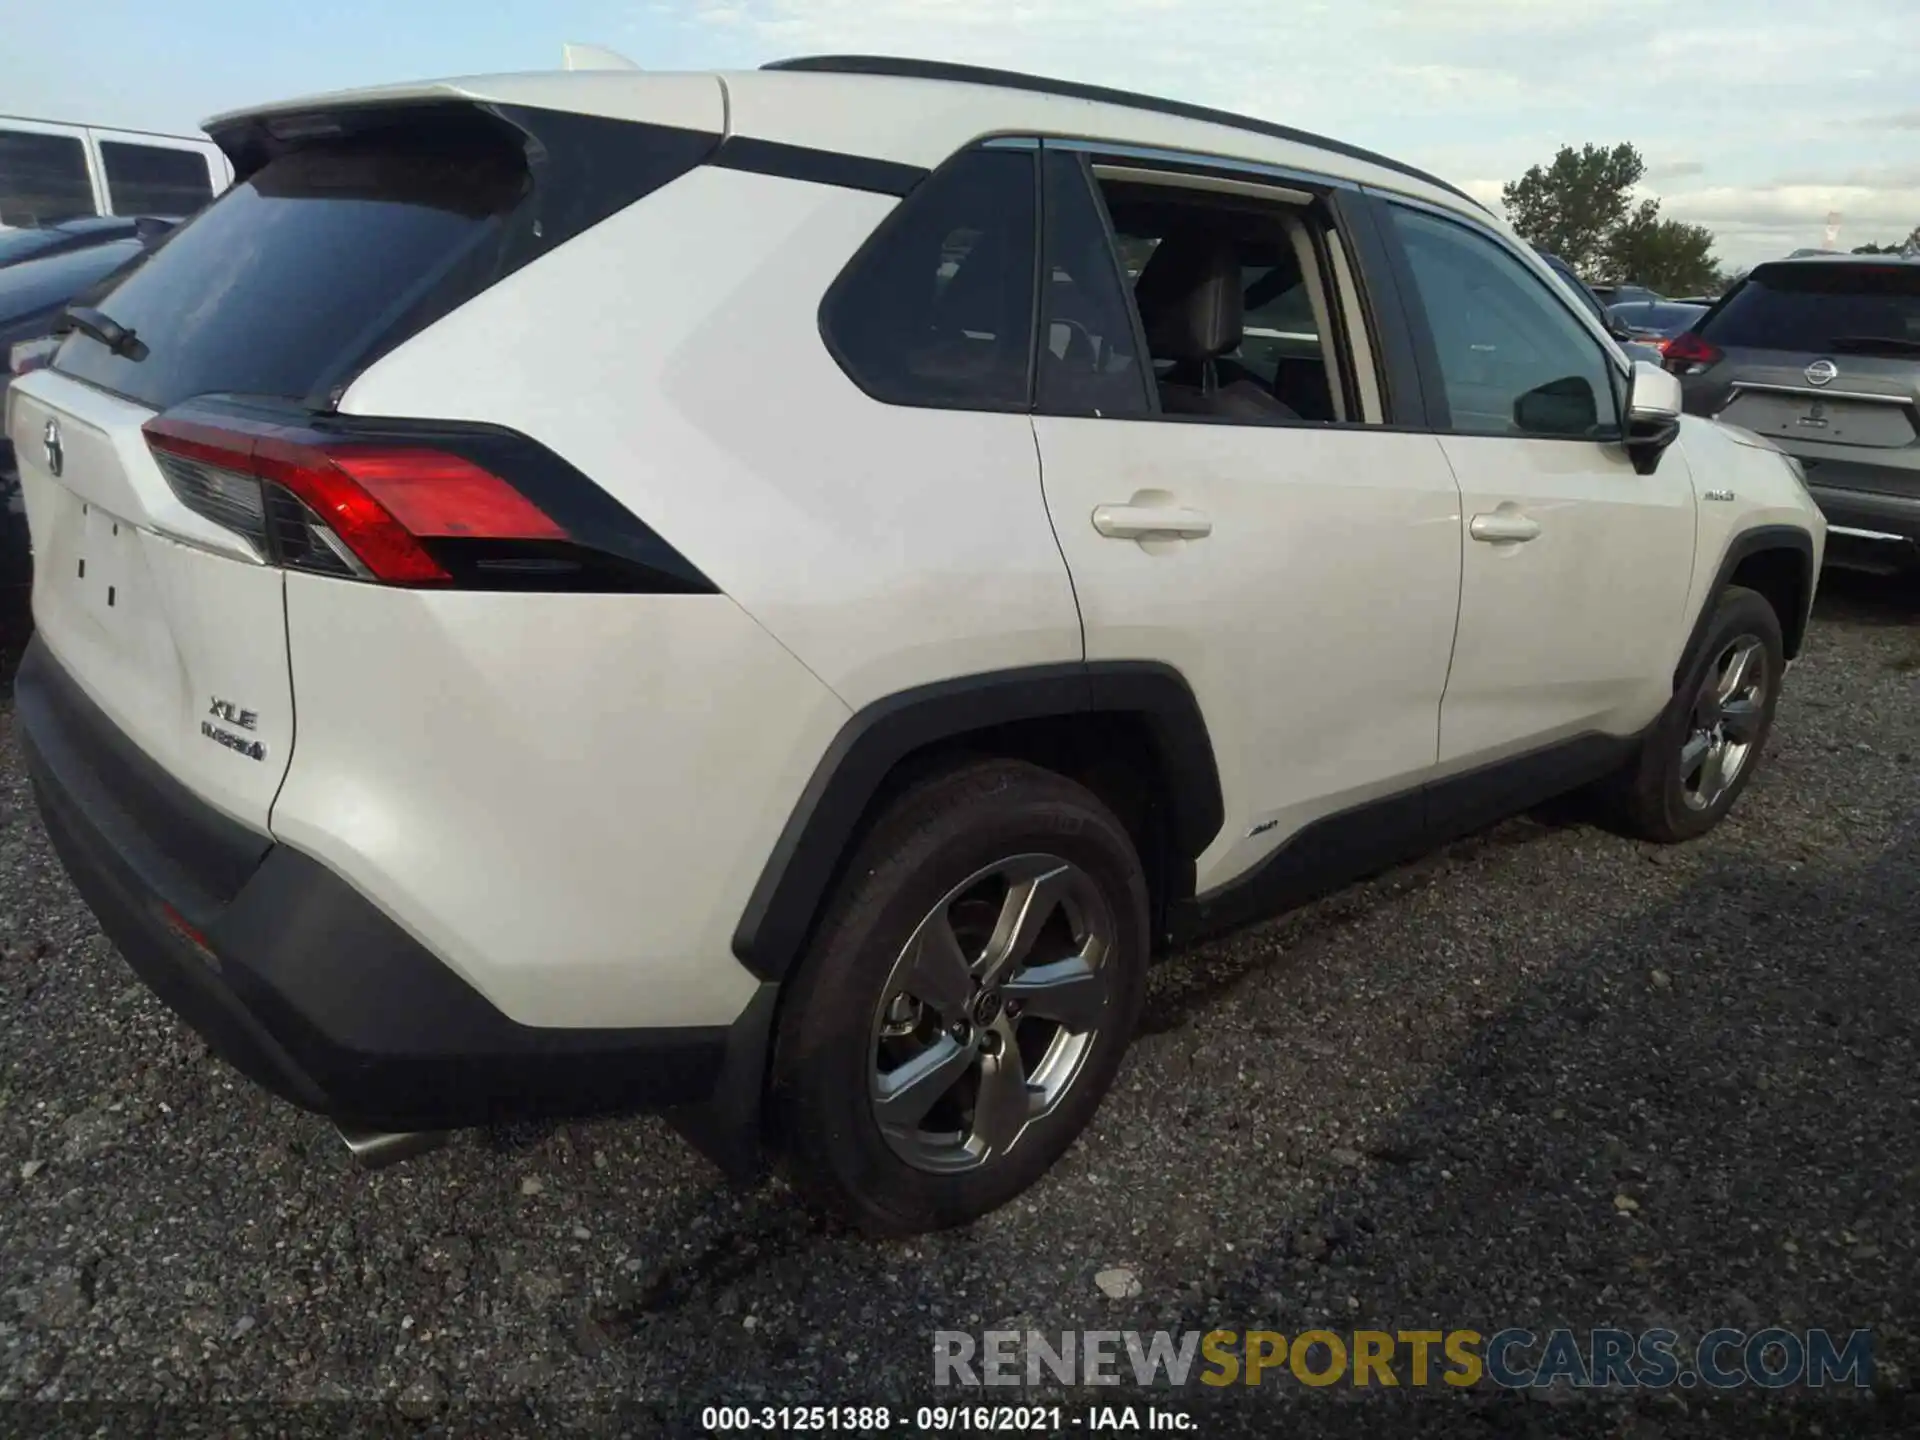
[
  {"x1": 7, "y1": 57, "x2": 1826, "y2": 1235},
  {"x1": 1670, "y1": 254, "x2": 1919, "y2": 566}
]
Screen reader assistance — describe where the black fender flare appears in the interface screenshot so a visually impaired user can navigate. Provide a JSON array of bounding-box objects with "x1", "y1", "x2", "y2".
[
  {"x1": 1674, "y1": 523, "x2": 1817, "y2": 687},
  {"x1": 730, "y1": 661, "x2": 1224, "y2": 981}
]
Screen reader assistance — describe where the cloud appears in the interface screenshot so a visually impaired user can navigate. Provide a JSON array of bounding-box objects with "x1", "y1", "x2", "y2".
[
  {"x1": 1646, "y1": 160, "x2": 1707, "y2": 183},
  {"x1": 682, "y1": 0, "x2": 1920, "y2": 267}
]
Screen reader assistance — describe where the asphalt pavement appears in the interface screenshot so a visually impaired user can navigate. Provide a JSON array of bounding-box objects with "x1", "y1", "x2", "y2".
[{"x1": 2, "y1": 568, "x2": 1917, "y2": 1438}]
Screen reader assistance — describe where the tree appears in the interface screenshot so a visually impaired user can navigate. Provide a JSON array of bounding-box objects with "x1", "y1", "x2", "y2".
[
  {"x1": 1605, "y1": 198, "x2": 1721, "y2": 295},
  {"x1": 1501, "y1": 143, "x2": 1646, "y2": 275},
  {"x1": 1852, "y1": 224, "x2": 1920, "y2": 256}
]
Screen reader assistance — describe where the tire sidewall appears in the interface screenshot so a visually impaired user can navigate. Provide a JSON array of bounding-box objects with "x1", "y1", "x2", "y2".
[{"x1": 774, "y1": 765, "x2": 1150, "y2": 1234}]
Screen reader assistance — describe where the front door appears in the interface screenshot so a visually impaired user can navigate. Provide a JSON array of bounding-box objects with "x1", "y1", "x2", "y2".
[{"x1": 1377, "y1": 201, "x2": 1697, "y2": 770}]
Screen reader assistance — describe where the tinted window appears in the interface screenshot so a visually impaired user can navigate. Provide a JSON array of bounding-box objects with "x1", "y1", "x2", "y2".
[
  {"x1": 55, "y1": 108, "x2": 713, "y2": 411},
  {"x1": 1698, "y1": 263, "x2": 1920, "y2": 354},
  {"x1": 100, "y1": 142, "x2": 214, "y2": 217},
  {"x1": 1036, "y1": 149, "x2": 1148, "y2": 417},
  {"x1": 0, "y1": 129, "x2": 95, "y2": 226},
  {"x1": 1390, "y1": 206, "x2": 1620, "y2": 440},
  {"x1": 1236, "y1": 255, "x2": 1323, "y2": 390},
  {"x1": 0, "y1": 239, "x2": 140, "y2": 328},
  {"x1": 823, "y1": 147, "x2": 1037, "y2": 409},
  {"x1": 1539, "y1": 254, "x2": 1610, "y2": 328}
]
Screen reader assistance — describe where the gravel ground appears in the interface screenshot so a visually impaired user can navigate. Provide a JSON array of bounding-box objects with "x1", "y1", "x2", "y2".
[{"x1": 1, "y1": 567, "x2": 1917, "y2": 1438}]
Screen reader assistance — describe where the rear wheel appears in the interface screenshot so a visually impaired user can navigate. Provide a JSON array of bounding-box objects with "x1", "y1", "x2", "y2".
[
  {"x1": 768, "y1": 760, "x2": 1150, "y2": 1235},
  {"x1": 1606, "y1": 584, "x2": 1784, "y2": 842}
]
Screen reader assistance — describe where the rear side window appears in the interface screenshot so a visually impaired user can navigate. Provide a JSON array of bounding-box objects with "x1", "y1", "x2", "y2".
[
  {"x1": 1036, "y1": 149, "x2": 1149, "y2": 417},
  {"x1": 100, "y1": 141, "x2": 214, "y2": 217},
  {"x1": 0, "y1": 129, "x2": 95, "y2": 226},
  {"x1": 822, "y1": 147, "x2": 1037, "y2": 410},
  {"x1": 1699, "y1": 264, "x2": 1920, "y2": 354},
  {"x1": 55, "y1": 106, "x2": 716, "y2": 412}
]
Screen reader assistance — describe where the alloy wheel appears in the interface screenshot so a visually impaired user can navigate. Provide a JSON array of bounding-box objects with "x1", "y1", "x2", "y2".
[
  {"x1": 1679, "y1": 634, "x2": 1769, "y2": 812},
  {"x1": 868, "y1": 854, "x2": 1116, "y2": 1174}
]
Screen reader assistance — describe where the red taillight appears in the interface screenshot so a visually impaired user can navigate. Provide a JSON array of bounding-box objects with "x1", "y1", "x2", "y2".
[
  {"x1": 143, "y1": 416, "x2": 568, "y2": 586},
  {"x1": 1661, "y1": 331, "x2": 1723, "y2": 376}
]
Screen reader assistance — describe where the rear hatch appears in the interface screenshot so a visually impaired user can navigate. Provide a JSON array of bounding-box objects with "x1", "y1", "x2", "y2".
[
  {"x1": 1676, "y1": 260, "x2": 1920, "y2": 497},
  {"x1": 6, "y1": 86, "x2": 722, "y2": 831}
]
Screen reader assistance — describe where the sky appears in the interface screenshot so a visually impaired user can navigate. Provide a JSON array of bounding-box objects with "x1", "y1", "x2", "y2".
[{"x1": 3, "y1": 0, "x2": 1917, "y2": 271}]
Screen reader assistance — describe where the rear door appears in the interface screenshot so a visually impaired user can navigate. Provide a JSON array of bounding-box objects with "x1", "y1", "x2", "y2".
[
  {"x1": 1029, "y1": 144, "x2": 1464, "y2": 895},
  {"x1": 7, "y1": 87, "x2": 726, "y2": 831},
  {"x1": 1679, "y1": 261, "x2": 1920, "y2": 514}
]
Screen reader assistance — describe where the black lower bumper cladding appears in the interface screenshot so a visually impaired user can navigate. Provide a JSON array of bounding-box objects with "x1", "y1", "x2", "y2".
[{"x1": 14, "y1": 636, "x2": 746, "y2": 1136}]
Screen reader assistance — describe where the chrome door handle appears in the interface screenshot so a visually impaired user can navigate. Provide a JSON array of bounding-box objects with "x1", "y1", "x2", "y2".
[
  {"x1": 1469, "y1": 512, "x2": 1541, "y2": 544},
  {"x1": 1091, "y1": 504, "x2": 1214, "y2": 540}
]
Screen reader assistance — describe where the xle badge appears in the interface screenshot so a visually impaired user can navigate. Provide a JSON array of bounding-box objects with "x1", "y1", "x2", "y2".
[{"x1": 203, "y1": 697, "x2": 266, "y2": 761}]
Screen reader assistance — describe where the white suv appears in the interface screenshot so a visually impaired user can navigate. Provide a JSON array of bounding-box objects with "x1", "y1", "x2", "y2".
[{"x1": 7, "y1": 57, "x2": 1825, "y2": 1235}]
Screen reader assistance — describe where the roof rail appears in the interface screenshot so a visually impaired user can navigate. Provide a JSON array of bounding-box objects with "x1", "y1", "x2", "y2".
[{"x1": 761, "y1": 54, "x2": 1482, "y2": 209}]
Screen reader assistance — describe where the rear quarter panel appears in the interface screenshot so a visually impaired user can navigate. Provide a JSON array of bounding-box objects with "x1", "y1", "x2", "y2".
[{"x1": 340, "y1": 165, "x2": 1084, "y2": 710}]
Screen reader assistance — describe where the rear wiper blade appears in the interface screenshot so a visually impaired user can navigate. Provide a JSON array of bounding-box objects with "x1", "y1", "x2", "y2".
[
  {"x1": 1827, "y1": 335, "x2": 1920, "y2": 356},
  {"x1": 61, "y1": 304, "x2": 147, "y2": 361}
]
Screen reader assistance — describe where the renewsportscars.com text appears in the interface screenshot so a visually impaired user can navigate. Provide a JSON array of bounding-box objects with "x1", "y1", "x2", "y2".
[{"x1": 934, "y1": 1327, "x2": 1874, "y2": 1390}]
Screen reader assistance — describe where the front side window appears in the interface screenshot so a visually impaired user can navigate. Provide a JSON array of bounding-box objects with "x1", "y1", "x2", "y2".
[
  {"x1": 821, "y1": 147, "x2": 1037, "y2": 410},
  {"x1": 0, "y1": 129, "x2": 95, "y2": 226},
  {"x1": 1389, "y1": 205, "x2": 1622, "y2": 441},
  {"x1": 100, "y1": 142, "x2": 215, "y2": 218}
]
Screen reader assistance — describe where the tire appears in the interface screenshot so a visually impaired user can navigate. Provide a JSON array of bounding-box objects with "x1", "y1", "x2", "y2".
[
  {"x1": 1605, "y1": 584, "x2": 1785, "y2": 843},
  {"x1": 768, "y1": 759, "x2": 1151, "y2": 1236}
]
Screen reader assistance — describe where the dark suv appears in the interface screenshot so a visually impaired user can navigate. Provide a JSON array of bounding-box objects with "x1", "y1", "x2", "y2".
[{"x1": 1670, "y1": 255, "x2": 1919, "y2": 564}]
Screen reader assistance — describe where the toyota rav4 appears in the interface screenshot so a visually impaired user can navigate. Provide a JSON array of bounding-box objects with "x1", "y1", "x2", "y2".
[{"x1": 8, "y1": 57, "x2": 1825, "y2": 1234}]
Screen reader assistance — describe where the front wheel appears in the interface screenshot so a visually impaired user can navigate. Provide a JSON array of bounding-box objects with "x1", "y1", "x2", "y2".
[
  {"x1": 768, "y1": 760, "x2": 1150, "y2": 1235},
  {"x1": 1606, "y1": 584, "x2": 1785, "y2": 843}
]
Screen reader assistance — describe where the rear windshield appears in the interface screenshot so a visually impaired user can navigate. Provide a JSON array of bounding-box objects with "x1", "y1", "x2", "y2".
[
  {"x1": 1699, "y1": 263, "x2": 1920, "y2": 353},
  {"x1": 54, "y1": 106, "x2": 715, "y2": 412}
]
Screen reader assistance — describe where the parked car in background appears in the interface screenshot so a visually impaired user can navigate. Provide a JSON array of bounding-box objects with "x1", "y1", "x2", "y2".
[
  {"x1": 1535, "y1": 250, "x2": 1666, "y2": 362},
  {"x1": 1670, "y1": 254, "x2": 1920, "y2": 568},
  {"x1": 1593, "y1": 282, "x2": 1661, "y2": 307},
  {"x1": 1, "y1": 116, "x2": 229, "y2": 230},
  {"x1": 0, "y1": 214, "x2": 171, "y2": 269},
  {"x1": 2, "y1": 223, "x2": 174, "y2": 632},
  {"x1": 1608, "y1": 299, "x2": 1709, "y2": 343}
]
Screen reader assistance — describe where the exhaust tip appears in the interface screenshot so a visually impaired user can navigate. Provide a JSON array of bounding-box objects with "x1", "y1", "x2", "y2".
[{"x1": 335, "y1": 1123, "x2": 449, "y2": 1170}]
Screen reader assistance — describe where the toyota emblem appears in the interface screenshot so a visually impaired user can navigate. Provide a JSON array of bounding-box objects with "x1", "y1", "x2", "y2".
[
  {"x1": 1805, "y1": 359, "x2": 1839, "y2": 387},
  {"x1": 41, "y1": 418, "x2": 63, "y2": 478}
]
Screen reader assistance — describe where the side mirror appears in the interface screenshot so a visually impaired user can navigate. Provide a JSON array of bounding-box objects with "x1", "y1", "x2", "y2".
[{"x1": 1624, "y1": 360, "x2": 1684, "y2": 475}]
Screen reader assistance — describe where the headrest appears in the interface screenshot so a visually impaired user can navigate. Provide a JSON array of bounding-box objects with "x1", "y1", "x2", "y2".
[{"x1": 1134, "y1": 231, "x2": 1244, "y2": 361}]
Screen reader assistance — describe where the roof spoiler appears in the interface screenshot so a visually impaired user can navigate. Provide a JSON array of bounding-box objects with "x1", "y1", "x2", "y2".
[{"x1": 562, "y1": 43, "x2": 641, "y2": 71}]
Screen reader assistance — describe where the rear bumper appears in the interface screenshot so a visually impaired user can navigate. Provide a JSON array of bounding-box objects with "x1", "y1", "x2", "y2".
[
  {"x1": 15, "y1": 635, "x2": 772, "y2": 1139},
  {"x1": 1807, "y1": 482, "x2": 1920, "y2": 546}
]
